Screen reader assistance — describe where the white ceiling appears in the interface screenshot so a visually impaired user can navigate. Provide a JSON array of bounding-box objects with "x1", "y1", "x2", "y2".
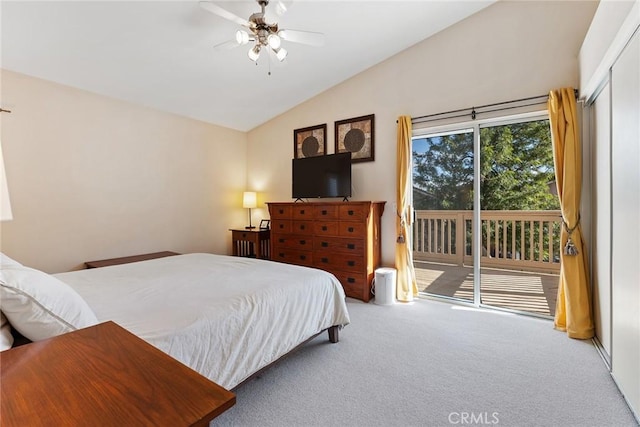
[{"x1": 1, "y1": 1, "x2": 495, "y2": 131}]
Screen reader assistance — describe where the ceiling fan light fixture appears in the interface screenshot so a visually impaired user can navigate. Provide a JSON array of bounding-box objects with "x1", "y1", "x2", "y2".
[
  {"x1": 236, "y1": 30, "x2": 250, "y2": 45},
  {"x1": 275, "y1": 47, "x2": 288, "y2": 62},
  {"x1": 201, "y1": 0, "x2": 326, "y2": 69},
  {"x1": 248, "y1": 44, "x2": 261, "y2": 62},
  {"x1": 267, "y1": 34, "x2": 281, "y2": 49}
]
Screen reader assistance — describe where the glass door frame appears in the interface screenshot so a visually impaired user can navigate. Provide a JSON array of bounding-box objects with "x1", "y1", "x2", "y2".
[{"x1": 412, "y1": 110, "x2": 551, "y2": 311}]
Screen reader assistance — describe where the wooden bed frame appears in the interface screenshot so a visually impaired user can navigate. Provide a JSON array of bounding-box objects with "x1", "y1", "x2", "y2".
[
  {"x1": 233, "y1": 325, "x2": 340, "y2": 390},
  {"x1": 10, "y1": 324, "x2": 342, "y2": 392},
  {"x1": 11, "y1": 324, "x2": 340, "y2": 347}
]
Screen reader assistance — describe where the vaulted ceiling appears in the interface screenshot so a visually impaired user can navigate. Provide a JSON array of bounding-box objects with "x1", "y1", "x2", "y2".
[{"x1": 2, "y1": 1, "x2": 495, "y2": 131}]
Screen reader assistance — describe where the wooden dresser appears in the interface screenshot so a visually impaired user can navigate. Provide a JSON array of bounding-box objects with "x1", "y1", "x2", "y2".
[
  {"x1": 267, "y1": 201, "x2": 385, "y2": 302},
  {"x1": 1, "y1": 321, "x2": 235, "y2": 426}
]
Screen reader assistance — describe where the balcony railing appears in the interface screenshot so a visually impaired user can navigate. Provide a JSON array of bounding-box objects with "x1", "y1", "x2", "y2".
[{"x1": 413, "y1": 210, "x2": 562, "y2": 274}]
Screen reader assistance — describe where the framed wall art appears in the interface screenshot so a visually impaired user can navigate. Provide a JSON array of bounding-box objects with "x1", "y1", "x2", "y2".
[
  {"x1": 293, "y1": 124, "x2": 327, "y2": 159},
  {"x1": 334, "y1": 114, "x2": 375, "y2": 163}
]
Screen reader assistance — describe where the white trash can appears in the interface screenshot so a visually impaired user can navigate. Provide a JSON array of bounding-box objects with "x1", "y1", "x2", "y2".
[{"x1": 372, "y1": 267, "x2": 397, "y2": 305}]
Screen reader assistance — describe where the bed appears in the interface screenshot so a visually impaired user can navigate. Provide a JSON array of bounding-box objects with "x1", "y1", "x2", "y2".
[{"x1": 0, "y1": 252, "x2": 351, "y2": 390}]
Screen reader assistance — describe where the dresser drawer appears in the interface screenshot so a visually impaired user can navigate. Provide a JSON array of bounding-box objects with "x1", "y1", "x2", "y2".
[
  {"x1": 313, "y1": 204, "x2": 340, "y2": 220},
  {"x1": 339, "y1": 222, "x2": 366, "y2": 237},
  {"x1": 292, "y1": 220, "x2": 314, "y2": 235},
  {"x1": 272, "y1": 248, "x2": 314, "y2": 267},
  {"x1": 314, "y1": 221, "x2": 340, "y2": 236},
  {"x1": 271, "y1": 219, "x2": 292, "y2": 234},
  {"x1": 272, "y1": 234, "x2": 313, "y2": 250},
  {"x1": 292, "y1": 205, "x2": 314, "y2": 220},
  {"x1": 339, "y1": 204, "x2": 370, "y2": 221},
  {"x1": 314, "y1": 236, "x2": 365, "y2": 254},
  {"x1": 314, "y1": 251, "x2": 365, "y2": 273},
  {"x1": 332, "y1": 270, "x2": 370, "y2": 299},
  {"x1": 266, "y1": 200, "x2": 384, "y2": 303},
  {"x1": 270, "y1": 205, "x2": 292, "y2": 219}
]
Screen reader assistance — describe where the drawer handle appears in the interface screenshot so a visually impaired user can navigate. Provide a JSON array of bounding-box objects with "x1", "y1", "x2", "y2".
[
  {"x1": 348, "y1": 227, "x2": 354, "y2": 233},
  {"x1": 347, "y1": 243, "x2": 355, "y2": 250},
  {"x1": 300, "y1": 255, "x2": 306, "y2": 260},
  {"x1": 347, "y1": 277, "x2": 356, "y2": 283},
  {"x1": 300, "y1": 225, "x2": 306, "y2": 230},
  {"x1": 278, "y1": 253, "x2": 285, "y2": 258},
  {"x1": 348, "y1": 210, "x2": 354, "y2": 216},
  {"x1": 299, "y1": 240, "x2": 306, "y2": 245},
  {"x1": 300, "y1": 209, "x2": 305, "y2": 214},
  {"x1": 241, "y1": 233, "x2": 247, "y2": 238},
  {"x1": 279, "y1": 224, "x2": 284, "y2": 229},
  {"x1": 321, "y1": 257, "x2": 329, "y2": 263},
  {"x1": 321, "y1": 242, "x2": 328, "y2": 247},
  {"x1": 322, "y1": 210, "x2": 327, "y2": 215},
  {"x1": 322, "y1": 226, "x2": 327, "y2": 231},
  {"x1": 279, "y1": 238, "x2": 285, "y2": 243},
  {"x1": 347, "y1": 261, "x2": 355, "y2": 267},
  {"x1": 279, "y1": 209, "x2": 284, "y2": 214}
]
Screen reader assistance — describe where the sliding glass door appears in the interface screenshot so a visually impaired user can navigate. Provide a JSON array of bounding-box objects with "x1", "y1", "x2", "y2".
[
  {"x1": 478, "y1": 119, "x2": 560, "y2": 317},
  {"x1": 412, "y1": 114, "x2": 560, "y2": 317},
  {"x1": 412, "y1": 129, "x2": 474, "y2": 303}
]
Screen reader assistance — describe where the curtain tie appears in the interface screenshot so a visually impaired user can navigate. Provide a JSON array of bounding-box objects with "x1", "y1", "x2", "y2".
[
  {"x1": 562, "y1": 214, "x2": 580, "y2": 256},
  {"x1": 396, "y1": 210, "x2": 406, "y2": 244}
]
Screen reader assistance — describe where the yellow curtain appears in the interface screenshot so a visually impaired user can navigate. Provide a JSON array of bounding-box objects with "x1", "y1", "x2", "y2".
[
  {"x1": 395, "y1": 116, "x2": 418, "y2": 302},
  {"x1": 548, "y1": 88, "x2": 594, "y2": 339}
]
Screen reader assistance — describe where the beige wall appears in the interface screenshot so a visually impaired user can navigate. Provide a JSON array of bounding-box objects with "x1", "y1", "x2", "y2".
[
  {"x1": 247, "y1": 0, "x2": 598, "y2": 266},
  {"x1": 579, "y1": 0, "x2": 637, "y2": 97},
  {"x1": 0, "y1": 70, "x2": 248, "y2": 273},
  {"x1": 0, "y1": 1, "x2": 599, "y2": 272}
]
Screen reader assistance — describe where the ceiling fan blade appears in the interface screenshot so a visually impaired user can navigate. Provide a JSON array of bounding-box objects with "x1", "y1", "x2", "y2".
[
  {"x1": 199, "y1": 1, "x2": 249, "y2": 27},
  {"x1": 264, "y1": 0, "x2": 293, "y2": 22},
  {"x1": 274, "y1": 1, "x2": 293, "y2": 16},
  {"x1": 278, "y1": 29, "x2": 324, "y2": 47},
  {"x1": 214, "y1": 39, "x2": 240, "y2": 50},
  {"x1": 265, "y1": 0, "x2": 293, "y2": 20}
]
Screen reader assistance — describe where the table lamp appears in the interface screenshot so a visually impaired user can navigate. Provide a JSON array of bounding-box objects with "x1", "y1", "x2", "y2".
[{"x1": 243, "y1": 191, "x2": 257, "y2": 229}]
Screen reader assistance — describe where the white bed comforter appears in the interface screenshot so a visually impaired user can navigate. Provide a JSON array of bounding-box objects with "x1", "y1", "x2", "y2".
[{"x1": 54, "y1": 253, "x2": 350, "y2": 389}]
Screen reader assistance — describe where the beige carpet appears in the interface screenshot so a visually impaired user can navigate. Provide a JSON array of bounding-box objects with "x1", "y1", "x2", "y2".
[{"x1": 212, "y1": 297, "x2": 637, "y2": 427}]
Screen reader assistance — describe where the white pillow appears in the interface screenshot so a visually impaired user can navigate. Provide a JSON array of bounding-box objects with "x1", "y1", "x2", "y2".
[
  {"x1": 0, "y1": 265, "x2": 99, "y2": 341},
  {"x1": 0, "y1": 312, "x2": 13, "y2": 351},
  {"x1": 0, "y1": 252, "x2": 23, "y2": 269}
]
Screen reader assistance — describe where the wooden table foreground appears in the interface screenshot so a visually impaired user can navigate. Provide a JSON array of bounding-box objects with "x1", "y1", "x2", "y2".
[{"x1": 0, "y1": 321, "x2": 235, "y2": 427}]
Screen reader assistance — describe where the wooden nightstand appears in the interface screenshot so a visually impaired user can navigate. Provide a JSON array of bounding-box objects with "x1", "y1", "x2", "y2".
[
  {"x1": 1, "y1": 321, "x2": 235, "y2": 426},
  {"x1": 230, "y1": 229, "x2": 270, "y2": 259},
  {"x1": 85, "y1": 251, "x2": 179, "y2": 269}
]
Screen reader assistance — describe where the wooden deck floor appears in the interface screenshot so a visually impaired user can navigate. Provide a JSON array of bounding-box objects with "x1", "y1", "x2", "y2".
[{"x1": 414, "y1": 260, "x2": 558, "y2": 317}]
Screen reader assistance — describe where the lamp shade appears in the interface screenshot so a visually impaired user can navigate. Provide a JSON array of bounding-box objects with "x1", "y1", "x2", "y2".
[
  {"x1": 242, "y1": 191, "x2": 257, "y2": 209},
  {"x1": 0, "y1": 141, "x2": 13, "y2": 221},
  {"x1": 248, "y1": 45, "x2": 261, "y2": 62},
  {"x1": 267, "y1": 34, "x2": 281, "y2": 49},
  {"x1": 275, "y1": 47, "x2": 288, "y2": 62},
  {"x1": 236, "y1": 30, "x2": 250, "y2": 45}
]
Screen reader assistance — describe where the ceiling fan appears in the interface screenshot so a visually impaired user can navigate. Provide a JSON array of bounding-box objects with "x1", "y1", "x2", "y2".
[{"x1": 199, "y1": 0, "x2": 325, "y2": 63}]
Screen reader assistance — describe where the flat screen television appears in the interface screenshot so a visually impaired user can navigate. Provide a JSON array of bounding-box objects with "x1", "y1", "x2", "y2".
[{"x1": 292, "y1": 152, "x2": 352, "y2": 199}]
